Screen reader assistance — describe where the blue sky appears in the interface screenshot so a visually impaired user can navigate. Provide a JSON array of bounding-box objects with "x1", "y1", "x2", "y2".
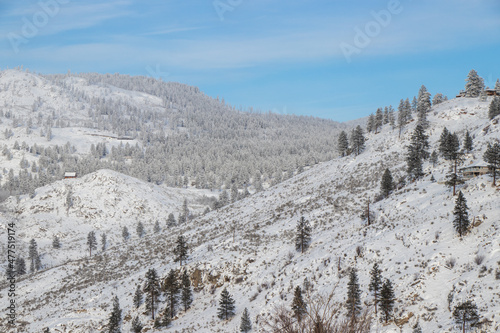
[{"x1": 1, "y1": 0, "x2": 499, "y2": 121}]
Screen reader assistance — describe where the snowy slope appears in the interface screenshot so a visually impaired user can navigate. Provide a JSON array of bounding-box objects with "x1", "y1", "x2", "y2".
[{"x1": 0, "y1": 96, "x2": 499, "y2": 333}]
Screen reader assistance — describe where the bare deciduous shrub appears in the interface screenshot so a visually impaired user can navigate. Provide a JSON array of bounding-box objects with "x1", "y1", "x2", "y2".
[
  {"x1": 474, "y1": 255, "x2": 485, "y2": 266},
  {"x1": 445, "y1": 257, "x2": 456, "y2": 269}
]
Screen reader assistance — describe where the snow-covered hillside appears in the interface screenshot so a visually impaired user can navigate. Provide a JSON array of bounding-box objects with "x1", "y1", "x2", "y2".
[{"x1": 1, "y1": 94, "x2": 499, "y2": 332}]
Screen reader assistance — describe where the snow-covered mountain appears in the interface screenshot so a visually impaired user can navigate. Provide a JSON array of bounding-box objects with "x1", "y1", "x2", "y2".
[{"x1": 1, "y1": 89, "x2": 499, "y2": 332}]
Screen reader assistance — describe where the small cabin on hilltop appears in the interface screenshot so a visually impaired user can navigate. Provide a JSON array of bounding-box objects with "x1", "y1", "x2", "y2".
[
  {"x1": 64, "y1": 172, "x2": 77, "y2": 179},
  {"x1": 485, "y1": 89, "x2": 499, "y2": 96}
]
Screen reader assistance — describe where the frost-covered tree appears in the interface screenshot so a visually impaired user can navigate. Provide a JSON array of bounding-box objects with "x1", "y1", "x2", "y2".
[
  {"x1": 337, "y1": 131, "x2": 349, "y2": 157},
  {"x1": 217, "y1": 287, "x2": 236, "y2": 320},
  {"x1": 122, "y1": 226, "x2": 129, "y2": 241},
  {"x1": 380, "y1": 279, "x2": 395, "y2": 323},
  {"x1": 291, "y1": 286, "x2": 307, "y2": 322},
  {"x1": 167, "y1": 213, "x2": 176, "y2": 227},
  {"x1": 417, "y1": 85, "x2": 431, "y2": 129},
  {"x1": 181, "y1": 269, "x2": 193, "y2": 312},
  {"x1": 136, "y1": 221, "x2": 145, "y2": 238},
  {"x1": 346, "y1": 268, "x2": 361, "y2": 326},
  {"x1": 375, "y1": 108, "x2": 383, "y2": 133},
  {"x1": 295, "y1": 216, "x2": 312, "y2": 253},
  {"x1": 28, "y1": 239, "x2": 39, "y2": 273},
  {"x1": 164, "y1": 269, "x2": 180, "y2": 318},
  {"x1": 369, "y1": 263, "x2": 382, "y2": 315},
  {"x1": 144, "y1": 268, "x2": 161, "y2": 319},
  {"x1": 464, "y1": 69, "x2": 484, "y2": 98},
  {"x1": 240, "y1": 307, "x2": 252, "y2": 332},
  {"x1": 133, "y1": 284, "x2": 143, "y2": 308},
  {"x1": 107, "y1": 295, "x2": 122, "y2": 333},
  {"x1": 483, "y1": 142, "x2": 500, "y2": 186},
  {"x1": 131, "y1": 316, "x2": 143, "y2": 333},
  {"x1": 380, "y1": 169, "x2": 393, "y2": 198},
  {"x1": 430, "y1": 150, "x2": 438, "y2": 167},
  {"x1": 453, "y1": 191, "x2": 470, "y2": 237},
  {"x1": 488, "y1": 96, "x2": 500, "y2": 120},
  {"x1": 351, "y1": 126, "x2": 365, "y2": 156},
  {"x1": 153, "y1": 220, "x2": 161, "y2": 233},
  {"x1": 453, "y1": 300, "x2": 480, "y2": 333},
  {"x1": 52, "y1": 235, "x2": 61, "y2": 249},
  {"x1": 15, "y1": 257, "x2": 26, "y2": 276},
  {"x1": 101, "y1": 233, "x2": 107, "y2": 251},
  {"x1": 406, "y1": 125, "x2": 429, "y2": 180},
  {"x1": 366, "y1": 114, "x2": 375, "y2": 133},
  {"x1": 463, "y1": 130, "x2": 473, "y2": 154},
  {"x1": 174, "y1": 235, "x2": 188, "y2": 266},
  {"x1": 87, "y1": 231, "x2": 97, "y2": 257},
  {"x1": 432, "y1": 93, "x2": 445, "y2": 105}
]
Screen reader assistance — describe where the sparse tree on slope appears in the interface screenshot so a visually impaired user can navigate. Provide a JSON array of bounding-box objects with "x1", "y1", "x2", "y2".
[
  {"x1": 337, "y1": 131, "x2": 349, "y2": 157},
  {"x1": 453, "y1": 300, "x2": 480, "y2": 333},
  {"x1": 167, "y1": 213, "x2": 176, "y2": 227},
  {"x1": 107, "y1": 295, "x2": 122, "y2": 333},
  {"x1": 292, "y1": 286, "x2": 307, "y2": 322},
  {"x1": 432, "y1": 93, "x2": 445, "y2": 105},
  {"x1": 380, "y1": 169, "x2": 394, "y2": 198},
  {"x1": 101, "y1": 233, "x2": 107, "y2": 251},
  {"x1": 483, "y1": 142, "x2": 500, "y2": 186},
  {"x1": 164, "y1": 269, "x2": 180, "y2": 318},
  {"x1": 406, "y1": 125, "x2": 429, "y2": 180},
  {"x1": 52, "y1": 235, "x2": 61, "y2": 249},
  {"x1": 375, "y1": 108, "x2": 383, "y2": 133},
  {"x1": 87, "y1": 231, "x2": 97, "y2": 257},
  {"x1": 417, "y1": 85, "x2": 431, "y2": 129},
  {"x1": 369, "y1": 262, "x2": 382, "y2": 315},
  {"x1": 28, "y1": 238, "x2": 39, "y2": 273},
  {"x1": 367, "y1": 114, "x2": 375, "y2": 133},
  {"x1": 217, "y1": 287, "x2": 236, "y2": 320},
  {"x1": 15, "y1": 257, "x2": 26, "y2": 276},
  {"x1": 464, "y1": 69, "x2": 484, "y2": 98},
  {"x1": 144, "y1": 268, "x2": 160, "y2": 320},
  {"x1": 174, "y1": 235, "x2": 189, "y2": 266},
  {"x1": 131, "y1": 316, "x2": 143, "y2": 333},
  {"x1": 453, "y1": 191, "x2": 470, "y2": 237},
  {"x1": 153, "y1": 220, "x2": 161, "y2": 233},
  {"x1": 136, "y1": 221, "x2": 145, "y2": 238},
  {"x1": 463, "y1": 130, "x2": 473, "y2": 153},
  {"x1": 133, "y1": 284, "x2": 143, "y2": 308},
  {"x1": 240, "y1": 307, "x2": 252, "y2": 332},
  {"x1": 181, "y1": 269, "x2": 193, "y2": 312},
  {"x1": 488, "y1": 96, "x2": 500, "y2": 120},
  {"x1": 346, "y1": 268, "x2": 361, "y2": 328},
  {"x1": 380, "y1": 279, "x2": 395, "y2": 324},
  {"x1": 351, "y1": 125, "x2": 366, "y2": 156},
  {"x1": 295, "y1": 216, "x2": 312, "y2": 253},
  {"x1": 122, "y1": 226, "x2": 129, "y2": 241}
]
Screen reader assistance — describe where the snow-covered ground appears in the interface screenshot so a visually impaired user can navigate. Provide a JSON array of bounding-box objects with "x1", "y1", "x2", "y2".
[{"x1": 0, "y1": 85, "x2": 499, "y2": 332}]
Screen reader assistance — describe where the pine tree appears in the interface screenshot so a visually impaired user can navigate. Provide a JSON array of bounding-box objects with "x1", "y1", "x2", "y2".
[
  {"x1": 463, "y1": 130, "x2": 473, "y2": 153},
  {"x1": 144, "y1": 268, "x2": 160, "y2": 319},
  {"x1": 122, "y1": 226, "x2": 129, "y2": 241},
  {"x1": 107, "y1": 295, "x2": 122, "y2": 333},
  {"x1": 181, "y1": 269, "x2": 193, "y2": 312},
  {"x1": 291, "y1": 286, "x2": 307, "y2": 322},
  {"x1": 367, "y1": 114, "x2": 375, "y2": 133},
  {"x1": 380, "y1": 278, "x2": 395, "y2": 324},
  {"x1": 217, "y1": 287, "x2": 236, "y2": 320},
  {"x1": 15, "y1": 257, "x2": 26, "y2": 276},
  {"x1": 442, "y1": 132, "x2": 462, "y2": 195},
  {"x1": 483, "y1": 142, "x2": 500, "y2": 186},
  {"x1": 375, "y1": 108, "x2": 383, "y2": 133},
  {"x1": 397, "y1": 99, "x2": 407, "y2": 138},
  {"x1": 453, "y1": 300, "x2": 480, "y2": 333},
  {"x1": 417, "y1": 85, "x2": 431, "y2": 129},
  {"x1": 136, "y1": 221, "x2": 145, "y2": 238},
  {"x1": 464, "y1": 69, "x2": 484, "y2": 98},
  {"x1": 295, "y1": 216, "x2": 312, "y2": 253},
  {"x1": 131, "y1": 316, "x2": 143, "y2": 333},
  {"x1": 432, "y1": 93, "x2": 444, "y2": 105},
  {"x1": 411, "y1": 96, "x2": 418, "y2": 111},
  {"x1": 337, "y1": 131, "x2": 349, "y2": 157},
  {"x1": 87, "y1": 231, "x2": 97, "y2": 257},
  {"x1": 35, "y1": 255, "x2": 42, "y2": 271},
  {"x1": 133, "y1": 284, "x2": 143, "y2": 308},
  {"x1": 388, "y1": 105, "x2": 396, "y2": 128},
  {"x1": 101, "y1": 233, "x2": 107, "y2": 251},
  {"x1": 351, "y1": 125, "x2": 365, "y2": 156},
  {"x1": 383, "y1": 106, "x2": 389, "y2": 125},
  {"x1": 380, "y1": 169, "x2": 394, "y2": 198},
  {"x1": 406, "y1": 125, "x2": 429, "y2": 180},
  {"x1": 154, "y1": 306, "x2": 172, "y2": 328},
  {"x1": 488, "y1": 96, "x2": 500, "y2": 120},
  {"x1": 369, "y1": 263, "x2": 382, "y2": 315},
  {"x1": 153, "y1": 220, "x2": 161, "y2": 233},
  {"x1": 164, "y1": 269, "x2": 180, "y2": 318},
  {"x1": 52, "y1": 235, "x2": 61, "y2": 249},
  {"x1": 346, "y1": 268, "x2": 361, "y2": 326},
  {"x1": 453, "y1": 191, "x2": 470, "y2": 237},
  {"x1": 167, "y1": 213, "x2": 176, "y2": 227},
  {"x1": 28, "y1": 239, "x2": 38, "y2": 273},
  {"x1": 174, "y1": 235, "x2": 189, "y2": 266},
  {"x1": 430, "y1": 150, "x2": 438, "y2": 167},
  {"x1": 182, "y1": 198, "x2": 189, "y2": 222},
  {"x1": 438, "y1": 127, "x2": 450, "y2": 157},
  {"x1": 240, "y1": 307, "x2": 252, "y2": 332}
]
